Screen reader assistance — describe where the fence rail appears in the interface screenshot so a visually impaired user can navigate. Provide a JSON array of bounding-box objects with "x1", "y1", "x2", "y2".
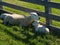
[
  {"x1": 20, "y1": 0, "x2": 60, "y2": 9},
  {"x1": 0, "y1": 0, "x2": 60, "y2": 32}
]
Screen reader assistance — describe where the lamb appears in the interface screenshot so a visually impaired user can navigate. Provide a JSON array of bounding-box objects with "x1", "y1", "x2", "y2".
[
  {"x1": 32, "y1": 20, "x2": 49, "y2": 34},
  {"x1": 3, "y1": 12, "x2": 39, "y2": 26}
]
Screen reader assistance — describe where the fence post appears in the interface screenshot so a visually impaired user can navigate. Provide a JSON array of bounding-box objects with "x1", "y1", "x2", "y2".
[
  {"x1": 45, "y1": 0, "x2": 52, "y2": 27},
  {"x1": 0, "y1": 0, "x2": 2, "y2": 10}
]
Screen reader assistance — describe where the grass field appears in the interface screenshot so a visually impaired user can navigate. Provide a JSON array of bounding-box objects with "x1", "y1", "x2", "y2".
[{"x1": 0, "y1": 0, "x2": 60, "y2": 45}]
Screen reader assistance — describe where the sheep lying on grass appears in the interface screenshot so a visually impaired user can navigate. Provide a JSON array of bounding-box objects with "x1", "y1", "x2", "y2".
[
  {"x1": 3, "y1": 12, "x2": 39, "y2": 26},
  {"x1": 32, "y1": 20, "x2": 49, "y2": 34}
]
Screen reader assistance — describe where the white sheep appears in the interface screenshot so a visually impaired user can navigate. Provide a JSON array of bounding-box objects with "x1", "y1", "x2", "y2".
[
  {"x1": 3, "y1": 12, "x2": 39, "y2": 26},
  {"x1": 0, "y1": 13, "x2": 12, "y2": 19},
  {"x1": 32, "y1": 20, "x2": 49, "y2": 34}
]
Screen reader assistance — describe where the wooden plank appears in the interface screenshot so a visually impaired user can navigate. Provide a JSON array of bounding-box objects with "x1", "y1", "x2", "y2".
[
  {"x1": 37, "y1": 12, "x2": 60, "y2": 21},
  {"x1": 45, "y1": 0, "x2": 52, "y2": 26},
  {"x1": 38, "y1": 12, "x2": 60, "y2": 21},
  {"x1": 48, "y1": 25, "x2": 60, "y2": 33},
  {"x1": 47, "y1": 2, "x2": 60, "y2": 9},
  {"x1": 49, "y1": 14, "x2": 60, "y2": 21},
  {"x1": 1, "y1": 1, "x2": 60, "y2": 9},
  {"x1": 2, "y1": 1, "x2": 60, "y2": 9},
  {"x1": 19, "y1": 0, "x2": 45, "y2": 5},
  {"x1": 19, "y1": 0, "x2": 60, "y2": 9}
]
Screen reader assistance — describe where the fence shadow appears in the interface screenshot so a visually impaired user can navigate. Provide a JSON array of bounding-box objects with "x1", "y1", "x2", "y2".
[
  {"x1": 19, "y1": 0, "x2": 43, "y2": 5},
  {"x1": 1, "y1": 2, "x2": 45, "y2": 16},
  {"x1": 19, "y1": 0, "x2": 60, "y2": 9}
]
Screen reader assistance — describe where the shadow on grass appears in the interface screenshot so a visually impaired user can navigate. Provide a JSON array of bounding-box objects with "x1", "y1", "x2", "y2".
[
  {"x1": 0, "y1": 22, "x2": 60, "y2": 45},
  {"x1": 50, "y1": 30, "x2": 60, "y2": 38},
  {"x1": 19, "y1": 0, "x2": 42, "y2": 5},
  {"x1": 1, "y1": 24, "x2": 47, "y2": 45}
]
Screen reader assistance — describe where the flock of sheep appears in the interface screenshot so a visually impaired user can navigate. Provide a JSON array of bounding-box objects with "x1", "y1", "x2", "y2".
[{"x1": 0, "y1": 12, "x2": 50, "y2": 34}]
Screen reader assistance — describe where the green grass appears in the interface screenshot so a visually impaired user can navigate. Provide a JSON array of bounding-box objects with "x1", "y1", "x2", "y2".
[
  {"x1": 0, "y1": 0, "x2": 60, "y2": 45},
  {"x1": 0, "y1": 19, "x2": 60, "y2": 45}
]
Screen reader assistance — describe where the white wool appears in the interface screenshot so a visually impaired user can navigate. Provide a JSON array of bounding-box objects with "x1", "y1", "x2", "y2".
[{"x1": 32, "y1": 20, "x2": 49, "y2": 33}]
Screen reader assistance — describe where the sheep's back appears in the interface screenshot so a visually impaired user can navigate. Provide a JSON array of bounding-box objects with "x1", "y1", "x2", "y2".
[
  {"x1": 11, "y1": 14, "x2": 33, "y2": 26},
  {"x1": 11, "y1": 14, "x2": 25, "y2": 19},
  {"x1": 8, "y1": 15, "x2": 25, "y2": 25}
]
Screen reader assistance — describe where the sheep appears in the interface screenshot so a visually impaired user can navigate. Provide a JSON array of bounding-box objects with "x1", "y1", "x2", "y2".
[
  {"x1": 0, "y1": 13, "x2": 12, "y2": 20},
  {"x1": 32, "y1": 20, "x2": 50, "y2": 34},
  {"x1": 3, "y1": 12, "x2": 39, "y2": 26}
]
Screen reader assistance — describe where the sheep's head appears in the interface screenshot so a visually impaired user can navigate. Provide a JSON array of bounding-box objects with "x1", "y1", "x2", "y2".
[{"x1": 30, "y1": 12, "x2": 39, "y2": 21}]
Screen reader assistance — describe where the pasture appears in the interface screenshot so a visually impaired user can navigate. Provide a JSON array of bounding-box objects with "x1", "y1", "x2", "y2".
[{"x1": 0, "y1": 0, "x2": 60, "y2": 45}]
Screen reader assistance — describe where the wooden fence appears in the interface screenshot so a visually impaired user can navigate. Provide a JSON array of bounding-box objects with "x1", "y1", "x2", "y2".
[{"x1": 0, "y1": 0, "x2": 60, "y2": 32}]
